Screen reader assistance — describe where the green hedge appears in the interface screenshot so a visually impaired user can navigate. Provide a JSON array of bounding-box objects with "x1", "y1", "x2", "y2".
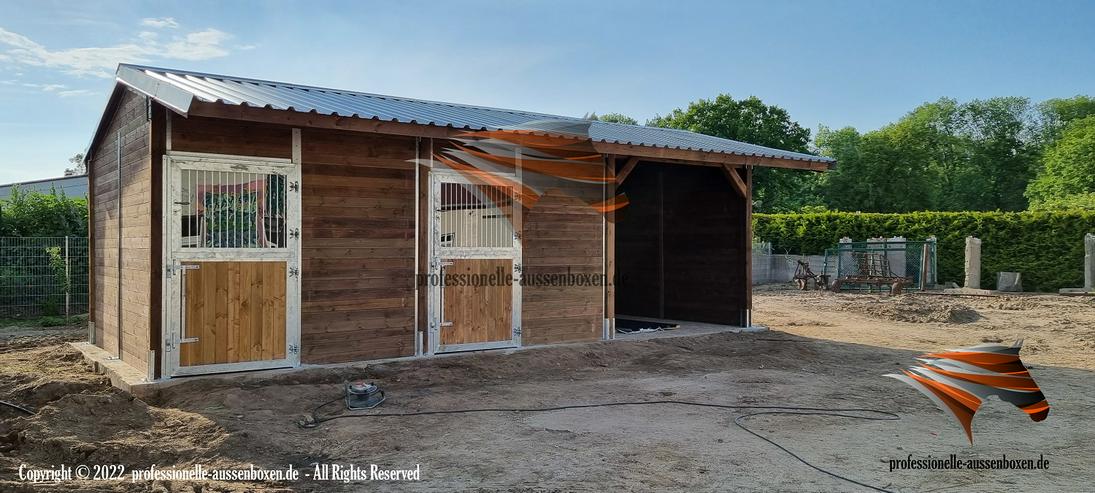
[{"x1": 753, "y1": 211, "x2": 1095, "y2": 292}]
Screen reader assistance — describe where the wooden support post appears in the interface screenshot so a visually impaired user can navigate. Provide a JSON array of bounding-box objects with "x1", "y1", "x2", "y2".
[
  {"x1": 603, "y1": 155, "x2": 616, "y2": 340},
  {"x1": 149, "y1": 102, "x2": 166, "y2": 379},
  {"x1": 743, "y1": 166, "x2": 753, "y2": 326}
]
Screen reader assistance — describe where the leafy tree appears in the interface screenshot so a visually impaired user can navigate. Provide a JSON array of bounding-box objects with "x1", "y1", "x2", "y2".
[
  {"x1": 1026, "y1": 115, "x2": 1095, "y2": 207},
  {"x1": 816, "y1": 124, "x2": 937, "y2": 212},
  {"x1": 587, "y1": 112, "x2": 638, "y2": 125},
  {"x1": 647, "y1": 94, "x2": 821, "y2": 212},
  {"x1": 817, "y1": 97, "x2": 1040, "y2": 212},
  {"x1": 1037, "y1": 95, "x2": 1095, "y2": 143},
  {"x1": 956, "y1": 97, "x2": 1039, "y2": 211},
  {"x1": 64, "y1": 153, "x2": 86, "y2": 176},
  {"x1": 1028, "y1": 192, "x2": 1095, "y2": 211},
  {"x1": 0, "y1": 187, "x2": 88, "y2": 237}
]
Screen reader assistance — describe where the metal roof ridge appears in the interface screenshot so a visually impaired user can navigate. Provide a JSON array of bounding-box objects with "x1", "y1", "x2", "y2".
[{"x1": 117, "y1": 63, "x2": 581, "y2": 121}]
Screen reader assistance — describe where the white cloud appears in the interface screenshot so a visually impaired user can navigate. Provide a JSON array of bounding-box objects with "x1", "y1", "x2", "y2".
[
  {"x1": 57, "y1": 89, "x2": 93, "y2": 97},
  {"x1": 23, "y1": 82, "x2": 67, "y2": 92},
  {"x1": 162, "y1": 28, "x2": 230, "y2": 60},
  {"x1": 140, "y1": 17, "x2": 179, "y2": 29},
  {"x1": 0, "y1": 22, "x2": 235, "y2": 78}
]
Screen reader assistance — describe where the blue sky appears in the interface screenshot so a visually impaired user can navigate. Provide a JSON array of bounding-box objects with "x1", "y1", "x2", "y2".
[{"x1": 2, "y1": 0, "x2": 1094, "y2": 183}]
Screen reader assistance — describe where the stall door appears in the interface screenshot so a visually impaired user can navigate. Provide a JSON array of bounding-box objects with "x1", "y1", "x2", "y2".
[
  {"x1": 431, "y1": 172, "x2": 522, "y2": 353},
  {"x1": 165, "y1": 154, "x2": 300, "y2": 376}
]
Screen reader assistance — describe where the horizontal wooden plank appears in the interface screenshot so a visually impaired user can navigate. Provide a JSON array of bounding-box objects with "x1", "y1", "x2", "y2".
[
  {"x1": 304, "y1": 195, "x2": 412, "y2": 209},
  {"x1": 302, "y1": 296, "x2": 410, "y2": 312},
  {"x1": 305, "y1": 162, "x2": 414, "y2": 179},
  {"x1": 303, "y1": 247, "x2": 413, "y2": 259}
]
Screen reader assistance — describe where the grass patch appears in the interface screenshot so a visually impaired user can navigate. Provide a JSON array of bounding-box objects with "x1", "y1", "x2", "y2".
[{"x1": 0, "y1": 313, "x2": 87, "y2": 329}]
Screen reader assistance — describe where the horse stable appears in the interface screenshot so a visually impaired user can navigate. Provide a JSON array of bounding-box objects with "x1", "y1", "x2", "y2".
[{"x1": 82, "y1": 64, "x2": 833, "y2": 380}]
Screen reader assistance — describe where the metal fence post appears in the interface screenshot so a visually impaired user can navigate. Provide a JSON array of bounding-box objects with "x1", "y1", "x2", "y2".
[{"x1": 64, "y1": 235, "x2": 71, "y2": 318}]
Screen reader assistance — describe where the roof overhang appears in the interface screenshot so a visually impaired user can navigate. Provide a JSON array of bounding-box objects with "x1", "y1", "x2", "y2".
[
  {"x1": 185, "y1": 101, "x2": 833, "y2": 171},
  {"x1": 87, "y1": 64, "x2": 835, "y2": 171}
]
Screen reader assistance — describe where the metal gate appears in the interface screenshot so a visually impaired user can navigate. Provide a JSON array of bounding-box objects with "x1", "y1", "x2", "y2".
[
  {"x1": 429, "y1": 171, "x2": 522, "y2": 353},
  {"x1": 163, "y1": 151, "x2": 301, "y2": 376}
]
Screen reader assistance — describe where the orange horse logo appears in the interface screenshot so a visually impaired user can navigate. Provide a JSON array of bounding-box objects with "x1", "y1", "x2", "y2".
[{"x1": 886, "y1": 341, "x2": 1049, "y2": 443}]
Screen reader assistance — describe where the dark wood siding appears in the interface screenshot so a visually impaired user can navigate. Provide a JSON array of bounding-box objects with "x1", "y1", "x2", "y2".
[
  {"x1": 88, "y1": 88, "x2": 153, "y2": 370},
  {"x1": 167, "y1": 120, "x2": 418, "y2": 364},
  {"x1": 170, "y1": 116, "x2": 292, "y2": 158},
  {"x1": 617, "y1": 163, "x2": 748, "y2": 325},
  {"x1": 521, "y1": 189, "x2": 604, "y2": 345},
  {"x1": 300, "y1": 129, "x2": 417, "y2": 363}
]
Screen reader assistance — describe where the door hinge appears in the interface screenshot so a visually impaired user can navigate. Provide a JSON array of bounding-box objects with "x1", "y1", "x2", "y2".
[
  {"x1": 289, "y1": 181, "x2": 300, "y2": 192},
  {"x1": 288, "y1": 267, "x2": 300, "y2": 278},
  {"x1": 514, "y1": 263, "x2": 522, "y2": 273},
  {"x1": 288, "y1": 344, "x2": 300, "y2": 355},
  {"x1": 289, "y1": 228, "x2": 300, "y2": 239},
  {"x1": 513, "y1": 326, "x2": 522, "y2": 336},
  {"x1": 513, "y1": 232, "x2": 522, "y2": 241}
]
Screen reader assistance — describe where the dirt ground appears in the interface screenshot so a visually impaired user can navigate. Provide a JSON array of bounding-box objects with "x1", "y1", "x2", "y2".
[{"x1": 1, "y1": 288, "x2": 1093, "y2": 492}]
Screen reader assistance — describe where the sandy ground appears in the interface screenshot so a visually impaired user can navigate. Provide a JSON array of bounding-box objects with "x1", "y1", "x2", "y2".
[{"x1": 1, "y1": 288, "x2": 1093, "y2": 492}]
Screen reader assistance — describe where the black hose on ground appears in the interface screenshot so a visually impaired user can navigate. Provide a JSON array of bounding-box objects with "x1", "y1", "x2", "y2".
[
  {"x1": 0, "y1": 399, "x2": 35, "y2": 415},
  {"x1": 297, "y1": 397, "x2": 900, "y2": 493}
]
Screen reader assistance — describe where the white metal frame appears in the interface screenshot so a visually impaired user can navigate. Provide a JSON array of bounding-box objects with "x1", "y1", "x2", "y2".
[
  {"x1": 161, "y1": 139, "x2": 302, "y2": 377},
  {"x1": 428, "y1": 168, "x2": 522, "y2": 354}
]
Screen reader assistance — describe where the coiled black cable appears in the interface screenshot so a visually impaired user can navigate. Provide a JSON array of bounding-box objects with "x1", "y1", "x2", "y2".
[{"x1": 298, "y1": 397, "x2": 899, "y2": 492}]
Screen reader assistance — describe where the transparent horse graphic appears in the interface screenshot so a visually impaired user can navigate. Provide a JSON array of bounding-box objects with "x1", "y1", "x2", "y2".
[{"x1": 428, "y1": 119, "x2": 628, "y2": 220}]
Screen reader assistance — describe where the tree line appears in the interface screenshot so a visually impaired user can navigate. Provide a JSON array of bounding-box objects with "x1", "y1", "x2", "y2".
[{"x1": 592, "y1": 95, "x2": 1095, "y2": 213}]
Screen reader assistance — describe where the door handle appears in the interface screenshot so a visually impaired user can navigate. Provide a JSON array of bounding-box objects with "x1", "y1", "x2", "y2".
[
  {"x1": 179, "y1": 264, "x2": 200, "y2": 344},
  {"x1": 439, "y1": 259, "x2": 455, "y2": 328}
]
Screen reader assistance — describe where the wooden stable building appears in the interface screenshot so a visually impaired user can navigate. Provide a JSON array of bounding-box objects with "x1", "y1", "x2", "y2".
[{"x1": 84, "y1": 65, "x2": 833, "y2": 380}]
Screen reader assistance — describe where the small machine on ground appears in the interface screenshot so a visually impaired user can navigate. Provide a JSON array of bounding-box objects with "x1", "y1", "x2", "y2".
[
  {"x1": 830, "y1": 252, "x2": 910, "y2": 294},
  {"x1": 345, "y1": 381, "x2": 386, "y2": 410},
  {"x1": 792, "y1": 259, "x2": 829, "y2": 290}
]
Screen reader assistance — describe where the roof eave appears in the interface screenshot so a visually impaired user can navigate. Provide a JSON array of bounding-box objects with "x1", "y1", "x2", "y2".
[
  {"x1": 84, "y1": 66, "x2": 200, "y2": 164},
  {"x1": 184, "y1": 101, "x2": 834, "y2": 171},
  {"x1": 116, "y1": 64, "x2": 195, "y2": 115}
]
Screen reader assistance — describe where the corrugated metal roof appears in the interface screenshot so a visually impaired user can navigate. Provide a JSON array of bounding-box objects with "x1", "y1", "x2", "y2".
[{"x1": 114, "y1": 64, "x2": 834, "y2": 165}]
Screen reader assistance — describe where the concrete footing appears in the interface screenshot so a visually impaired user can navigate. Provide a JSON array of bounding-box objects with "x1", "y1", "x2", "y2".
[{"x1": 70, "y1": 342, "x2": 159, "y2": 398}]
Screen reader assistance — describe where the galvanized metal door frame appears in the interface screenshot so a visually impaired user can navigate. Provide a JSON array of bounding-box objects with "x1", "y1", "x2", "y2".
[
  {"x1": 161, "y1": 148, "x2": 302, "y2": 377},
  {"x1": 428, "y1": 168, "x2": 522, "y2": 354}
]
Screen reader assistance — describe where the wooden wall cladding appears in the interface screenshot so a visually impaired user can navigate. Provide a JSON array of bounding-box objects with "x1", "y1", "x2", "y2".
[
  {"x1": 168, "y1": 120, "x2": 418, "y2": 364},
  {"x1": 88, "y1": 88, "x2": 152, "y2": 369},
  {"x1": 171, "y1": 116, "x2": 292, "y2": 159},
  {"x1": 299, "y1": 129, "x2": 417, "y2": 363},
  {"x1": 521, "y1": 189, "x2": 604, "y2": 345}
]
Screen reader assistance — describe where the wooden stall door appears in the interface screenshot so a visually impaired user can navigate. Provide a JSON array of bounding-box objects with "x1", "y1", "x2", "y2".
[
  {"x1": 179, "y1": 261, "x2": 287, "y2": 367},
  {"x1": 440, "y1": 259, "x2": 513, "y2": 345}
]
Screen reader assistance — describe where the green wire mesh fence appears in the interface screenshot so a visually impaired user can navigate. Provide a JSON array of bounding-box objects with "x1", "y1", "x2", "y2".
[
  {"x1": 823, "y1": 239, "x2": 938, "y2": 292},
  {"x1": 0, "y1": 236, "x2": 88, "y2": 318}
]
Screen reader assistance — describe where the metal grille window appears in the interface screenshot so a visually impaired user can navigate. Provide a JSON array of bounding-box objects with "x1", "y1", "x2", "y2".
[
  {"x1": 177, "y1": 169, "x2": 287, "y2": 249},
  {"x1": 438, "y1": 182, "x2": 514, "y2": 249}
]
